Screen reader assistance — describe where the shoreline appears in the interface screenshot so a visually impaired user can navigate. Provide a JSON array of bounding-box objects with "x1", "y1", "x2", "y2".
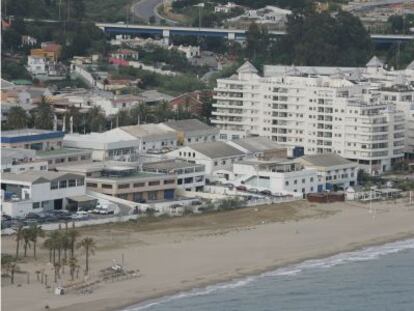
[
  {"x1": 115, "y1": 233, "x2": 414, "y2": 311},
  {"x1": 3, "y1": 200, "x2": 414, "y2": 311}
]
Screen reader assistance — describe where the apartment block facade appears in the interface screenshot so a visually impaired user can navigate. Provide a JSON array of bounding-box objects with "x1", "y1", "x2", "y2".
[{"x1": 212, "y1": 62, "x2": 408, "y2": 174}]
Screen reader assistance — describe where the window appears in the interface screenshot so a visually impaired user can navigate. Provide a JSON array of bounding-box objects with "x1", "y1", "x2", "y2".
[
  {"x1": 148, "y1": 191, "x2": 158, "y2": 200},
  {"x1": 59, "y1": 180, "x2": 67, "y2": 188},
  {"x1": 164, "y1": 179, "x2": 175, "y2": 185},
  {"x1": 50, "y1": 181, "x2": 58, "y2": 190},
  {"x1": 310, "y1": 177, "x2": 314, "y2": 182},
  {"x1": 149, "y1": 181, "x2": 160, "y2": 186},
  {"x1": 133, "y1": 182, "x2": 145, "y2": 188},
  {"x1": 77, "y1": 178, "x2": 84, "y2": 186},
  {"x1": 302, "y1": 179, "x2": 305, "y2": 184},
  {"x1": 33, "y1": 202, "x2": 40, "y2": 209},
  {"x1": 285, "y1": 181, "x2": 289, "y2": 186},
  {"x1": 68, "y1": 156, "x2": 78, "y2": 162},
  {"x1": 195, "y1": 176, "x2": 204, "y2": 182},
  {"x1": 177, "y1": 178, "x2": 183, "y2": 185},
  {"x1": 102, "y1": 184, "x2": 113, "y2": 189},
  {"x1": 68, "y1": 179, "x2": 76, "y2": 187},
  {"x1": 40, "y1": 166, "x2": 47, "y2": 170},
  {"x1": 87, "y1": 183, "x2": 97, "y2": 188},
  {"x1": 294, "y1": 180, "x2": 297, "y2": 185},
  {"x1": 184, "y1": 177, "x2": 194, "y2": 184},
  {"x1": 118, "y1": 184, "x2": 130, "y2": 189},
  {"x1": 214, "y1": 161, "x2": 218, "y2": 166}
]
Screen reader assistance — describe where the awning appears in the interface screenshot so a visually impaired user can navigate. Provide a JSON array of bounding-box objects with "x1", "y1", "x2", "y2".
[{"x1": 67, "y1": 195, "x2": 97, "y2": 203}]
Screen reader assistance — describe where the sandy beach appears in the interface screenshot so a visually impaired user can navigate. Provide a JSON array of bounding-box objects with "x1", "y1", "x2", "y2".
[{"x1": 2, "y1": 199, "x2": 414, "y2": 311}]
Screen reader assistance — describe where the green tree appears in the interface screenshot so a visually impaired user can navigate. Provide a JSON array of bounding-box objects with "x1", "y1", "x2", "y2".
[
  {"x1": 388, "y1": 15, "x2": 404, "y2": 34},
  {"x1": 2, "y1": 29, "x2": 21, "y2": 51},
  {"x1": 77, "y1": 237, "x2": 96, "y2": 275},
  {"x1": 246, "y1": 22, "x2": 269, "y2": 61},
  {"x1": 87, "y1": 106, "x2": 107, "y2": 132},
  {"x1": 34, "y1": 97, "x2": 54, "y2": 130},
  {"x1": 5, "y1": 106, "x2": 29, "y2": 129}
]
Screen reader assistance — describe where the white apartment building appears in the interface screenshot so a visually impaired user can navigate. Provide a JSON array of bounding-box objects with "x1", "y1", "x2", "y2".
[
  {"x1": 212, "y1": 61, "x2": 408, "y2": 174},
  {"x1": 27, "y1": 56, "x2": 47, "y2": 75}
]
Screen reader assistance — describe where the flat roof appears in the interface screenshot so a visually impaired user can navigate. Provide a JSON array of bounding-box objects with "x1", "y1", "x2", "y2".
[
  {"x1": 189, "y1": 141, "x2": 245, "y2": 158},
  {"x1": 120, "y1": 124, "x2": 176, "y2": 140},
  {"x1": 1, "y1": 129, "x2": 64, "y2": 144},
  {"x1": 143, "y1": 159, "x2": 204, "y2": 171},
  {"x1": 162, "y1": 119, "x2": 218, "y2": 134},
  {"x1": 232, "y1": 137, "x2": 285, "y2": 153},
  {"x1": 36, "y1": 148, "x2": 92, "y2": 157},
  {"x1": 300, "y1": 154, "x2": 353, "y2": 168},
  {"x1": 2, "y1": 171, "x2": 83, "y2": 184}
]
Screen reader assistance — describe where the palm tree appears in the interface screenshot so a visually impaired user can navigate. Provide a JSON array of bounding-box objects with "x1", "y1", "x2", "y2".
[
  {"x1": 15, "y1": 225, "x2": 23, "y2": 259},
  {"x1": 77, "y1": 237, "x2": 96, "y2": 275},
  {"x1": 2, "y1": 255, "x2": 18, "y2": 284},
  {"x1": 29, "y1": 224, "x2": 45, "y2": 259},
  {"x1": 22, "y1": 228, "x2": 32, "y2": 257},
  {"x1": 34, "y1": 96, "x2": 54, "y2": 129},
  {"x1": 68, "y1": 256, "x2": 78, "y2": 281},
  {"x1": 65, "y1": 229, "x2": 79, "y2": 258},
  {"x1": 44, "y1": 231, "x2": 61, "y2": 265}
]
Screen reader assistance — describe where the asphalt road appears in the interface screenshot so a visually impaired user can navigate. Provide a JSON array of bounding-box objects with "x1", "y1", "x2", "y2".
[{"x1": 133, "y1": 0, "x2": 163, "y2": 23}]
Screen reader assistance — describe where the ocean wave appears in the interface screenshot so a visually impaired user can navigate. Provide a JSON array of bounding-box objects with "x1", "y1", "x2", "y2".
[{"x1": 123, "y1": 238, "x2": 414, "y2": 311}]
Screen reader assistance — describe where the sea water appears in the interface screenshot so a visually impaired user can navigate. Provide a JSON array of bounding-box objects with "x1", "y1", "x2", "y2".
[{"x1": 123, "y1": 239, "x2": 414, "y2": 311}]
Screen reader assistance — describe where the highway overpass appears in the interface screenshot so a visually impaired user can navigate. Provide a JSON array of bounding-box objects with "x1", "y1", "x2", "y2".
[{"x1": 96, "y1": 22, "x2": 414, "y2": 45}]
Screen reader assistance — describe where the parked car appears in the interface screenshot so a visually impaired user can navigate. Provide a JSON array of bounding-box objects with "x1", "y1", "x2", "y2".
[
  {"x1": 71, "y1": 211, "x2": 89, "y2": 220},
  {"x1": 260, "y1": 190, "x2": 272, "y2": 196},
  {"x1": 223, "y1": 183, "x2": 234, "y2": 189},
  {"x1": 247, "y1": 188, "x2": 260, "y2": 194},
  {"x1": 236, "y1": 185, "x2": 247, "y2": 191}
]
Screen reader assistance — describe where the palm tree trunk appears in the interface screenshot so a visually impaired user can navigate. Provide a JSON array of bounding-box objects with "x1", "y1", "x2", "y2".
[
  {"x1": 15, "y1": 238, "x2": 20, "y2": 259},
  {"x1": 58, "y1": 247, "x2": 61, "y2": 264},
  {"x1": 49, "y1": 248, "x2": 52, "y2": 263},
  {"x1": 33, "y1": 240, "x2": 37, "y2": 259},
  {"x1": 11, "y1": 267, "x2": 15, "y2": 284},
  {"x1": 24, "y1": 242, "x2": 28, "y2": 257},
  {"x1": 53, "y1": 248, "x2": 56, "y2": 265},
  {"x1": 85, "y1": 246, "x2": 89, "y2": 274}
]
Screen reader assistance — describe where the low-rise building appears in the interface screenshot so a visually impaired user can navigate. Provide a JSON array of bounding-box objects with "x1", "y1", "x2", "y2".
[
  {"x1": 143, "y1": 159, "x2": 206, "y2": 192},
  {"x1": 298, "y1": 153, "x2": 358, "y2": 191},
  {"x1": 1, "y1": 129, "x2": 64, "y2": 150},
  {"x1": 170, "y1": 45, "x2": 200, "y2": 59},
  {"x1": 57, "y1": 162, "x2": 177, "y2": 202},
  {"x1": 214, "y1": 2, "x2": 241, "y2": 13},
  {"x1": 35, "y1": 148, "x2": 93, "y2": 170},
  {"x1": 168, "y1": 141, "x2": 248, "y2": 177},
  {"x1": 160, "y1": 119, "x2": 219, "y2": 145},
  {"x1": 63, "y1": 129, "x2": 141, "y2": 161},
  {"x1": 27, "y1": 56, "x2": 47, "y2": 75},
  {"x1": 232, "y1": 158, "x2": 319, "y2": 195},
  {"x1": 228, "y1": 136, "x2": 288, "y2": 159},
  {"x1": 1, "y1": 148, "x2": 48, "y2": 174},
  {"x1": 120, "y1": 124, "x2": 177, "y2": 153},
  {"x1": 1, "y1": 171, "x2": 86, "y2": 218}
]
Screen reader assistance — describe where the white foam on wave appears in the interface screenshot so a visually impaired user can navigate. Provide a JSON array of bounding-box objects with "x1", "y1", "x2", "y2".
[{"x1": 123, "y1": 238, "x2": 414, "y2": 311}]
